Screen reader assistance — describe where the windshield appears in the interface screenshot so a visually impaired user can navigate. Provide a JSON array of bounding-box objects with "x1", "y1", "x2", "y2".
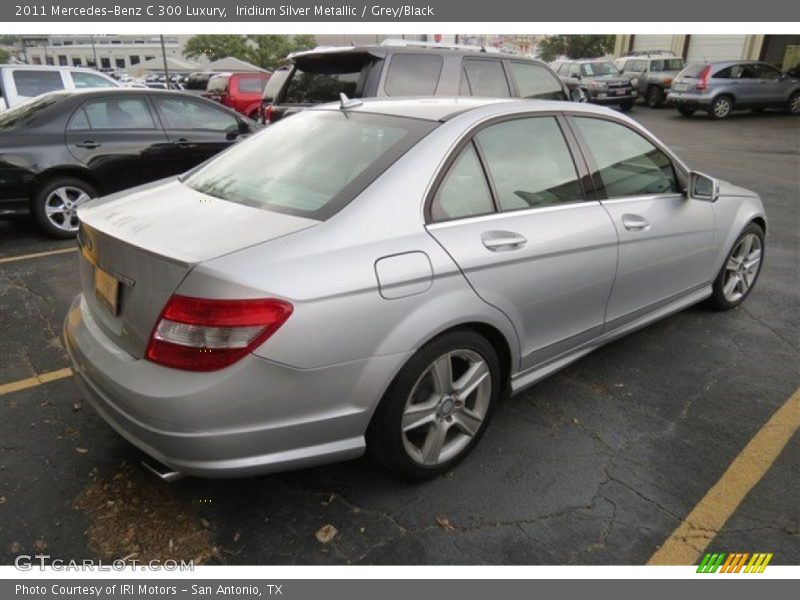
[
  {"x1": 580, "y1": 62, "x2": 619, "y2": 77},
  {"x1": 0, "y1": 92, "x2": 65, "y2": 129},
  {"x1": 651, "y1": 59, "x2": 684, "y2": 71},
  {"x1": 184, "y1": 110, "x2": 437, "y2": 220}
]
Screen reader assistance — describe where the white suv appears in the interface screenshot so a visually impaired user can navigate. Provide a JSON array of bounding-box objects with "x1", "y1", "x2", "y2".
[{"x1": 0, "y1": 65, "x2": 119, "y2": 110}]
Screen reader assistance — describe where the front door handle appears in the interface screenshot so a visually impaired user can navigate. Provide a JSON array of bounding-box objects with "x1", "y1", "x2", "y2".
[
  {"x1": 172, "y1": 138, "x2": 193, "y2": 146},
  {"x1": 481, "y1": 230, "x2": 527, "y2": 251},
  {"x1": 622, "y1": 214, "x2": 650, "y2": 232},
  {"x1": 75, "y1": 140, "x2": 100, "y2": 149}
]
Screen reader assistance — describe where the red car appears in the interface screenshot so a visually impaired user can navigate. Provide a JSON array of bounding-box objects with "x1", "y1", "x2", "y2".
[{"x1": 203, "y1": 71, "x2": 270, "y2": 120}]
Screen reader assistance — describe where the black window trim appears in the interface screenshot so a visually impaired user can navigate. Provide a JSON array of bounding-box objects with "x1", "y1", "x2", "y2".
[
  {"x1": 562, "y1": 113, "x2": 688, "y2": 201},
  {"x1": 424, "y1": 111, "x2": 596, "y2": 225}
]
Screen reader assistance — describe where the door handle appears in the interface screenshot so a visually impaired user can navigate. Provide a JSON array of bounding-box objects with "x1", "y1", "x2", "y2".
[
  {"x1": 75, "y1": 140, "x2": 100, "y2": 148},
  {"x1": 172, "y1": 138, "x2": 193, "y2": 146},
  {"x1": 622, "y1": 214, "x2": 650, "y2": 232},
  {"x1": 481, "y1": 230, "x2": 527, "y2": 251}
]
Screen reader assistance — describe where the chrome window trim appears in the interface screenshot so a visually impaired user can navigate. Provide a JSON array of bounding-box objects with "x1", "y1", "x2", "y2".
[{"x1": 425, "y1": 199, "x2": 602, "y2": 230}]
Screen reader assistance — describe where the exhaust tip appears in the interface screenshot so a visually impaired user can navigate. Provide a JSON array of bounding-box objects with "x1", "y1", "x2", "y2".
[{"x1": 141, "y1": 459, "x2": 185, "y2": 483}]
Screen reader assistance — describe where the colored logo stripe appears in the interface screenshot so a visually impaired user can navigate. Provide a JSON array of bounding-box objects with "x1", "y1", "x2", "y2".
[{"x1": 697, "y1": 552, "x2": 773, "y2": 573}]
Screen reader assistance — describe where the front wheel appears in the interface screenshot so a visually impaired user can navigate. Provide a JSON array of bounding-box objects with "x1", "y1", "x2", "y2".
[
  {"x1": 367, "y1": 330, "x2": 501, "y2": 479},
  {"x1": 646, "y1": 86, "x2": 665, "y2": 108},
  {"x1": 708, "y1": 223, "x2": 765, "y2": 310},
  {"x1": 787, "y1": 91, "x2": 800, "y2": 115}
]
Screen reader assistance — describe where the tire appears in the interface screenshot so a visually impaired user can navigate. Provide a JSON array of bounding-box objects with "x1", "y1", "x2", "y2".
[
  {"x1": 709, "y1": 95, "x2": 734, "y2": 120},
  {"x1": 619, "y1": 101, "x2": 635, "y2": 112},
  {"x1": 708, "y1": 222, "x2": 765, "y2": 310},
  {"x1": 787, "y1": 91, "x2": 800, "y2": 115},
  {"x1": 646, "y1": 86, "x2": 665, "y2": 108},
  {"x1": 31, "y1": 176, "x2": 97, "y2": 238},
  {"x1": 678, "y1": 106, "x2": 696, "y2": 117},
  {"x1": 366, "y1": 330, "x2": 502, "y2": 479}
]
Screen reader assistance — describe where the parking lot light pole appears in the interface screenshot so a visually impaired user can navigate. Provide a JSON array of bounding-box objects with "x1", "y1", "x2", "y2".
[{"x1": 160, "y1": 34, "x2": 170, "y2": 86}]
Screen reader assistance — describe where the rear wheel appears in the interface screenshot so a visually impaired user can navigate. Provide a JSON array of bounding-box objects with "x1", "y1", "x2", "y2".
[
  {"x1": 367, "y1": 330, "x2": 501, "y2": 479},
  {"x1": 787, "y1": 91, "x2": 800, "y2": 115},
  {"x1": 709, "y1": 95, "x2": 734, "y2": 120},
  {"x1": 31, "y1": 176, "x2": 97, "y2": 238},
  {"x1": 678, "y1": 106, "x2": 696, "y2": 117},
  {"x1": 619, "y1": 101, "x2": 635, "y2": 112},
  {"x1": 708, "y1": 223, "x2": 765, "y2": 310},
  {"x1": 646, "y1": 86, "x2": 665, "y2": 108}
]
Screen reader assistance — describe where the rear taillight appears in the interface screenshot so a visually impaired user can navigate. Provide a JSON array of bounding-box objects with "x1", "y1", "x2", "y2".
[
  {"x1": 265, "y1": 104, "x2": 274, "y2": 123},
  {"x1": 145, "y1": 295, "x2": 293, "y2": 371},
  {"x1": 696, "y1": 65, "x2": 712, "y2": 91}
]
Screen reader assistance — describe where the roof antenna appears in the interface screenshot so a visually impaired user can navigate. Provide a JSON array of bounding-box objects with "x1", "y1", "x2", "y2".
[{"x1": 339, "y1": 93, "x2": 363, "y2": 109}]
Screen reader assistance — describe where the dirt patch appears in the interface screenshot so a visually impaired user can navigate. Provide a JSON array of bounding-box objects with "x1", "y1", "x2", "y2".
[{"x1": 74, "y1": 462, "x2": 216, "y2": 564}]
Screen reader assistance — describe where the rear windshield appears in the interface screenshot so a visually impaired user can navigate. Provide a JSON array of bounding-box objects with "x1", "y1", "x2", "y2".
[
  {"x1": 283, "y1": 67, "x2": 360, "y2": 103},
  {"x1": 206, "y1": 75, "x2": 229, "y2": 92},
  {"x1": 0, "y1": 92, "x2": 65, "y2": 129},
  {"x1": 679, "y1": 64, "x2": 708, "y2": 78},
  {"x1": 184, "y1": 110, "x2": 437, "y2": 220}
]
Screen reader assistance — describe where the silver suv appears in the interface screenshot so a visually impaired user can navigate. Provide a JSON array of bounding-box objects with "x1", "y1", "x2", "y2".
[
  {"x1": 618, "y1": 52, "x2": 686, "y2": 108},
  {"x1": 667, "y1": 60, "x2": 800, "y2": 119}
]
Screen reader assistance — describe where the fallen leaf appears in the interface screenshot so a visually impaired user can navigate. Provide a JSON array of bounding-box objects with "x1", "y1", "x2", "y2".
[
  {"x1": 76, "y1": 447, "x2": 88, "y2": 454},
  {"x1": 436, "y1": 517, "x2": 455, "y2": 532},
  {"x1": 315, "y1": 524, "x2": 338, "y2": 544}
]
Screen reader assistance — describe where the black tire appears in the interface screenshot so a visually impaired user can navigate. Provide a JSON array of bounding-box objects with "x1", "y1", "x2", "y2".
[
  {"x1": 366, "y1": 330, "x2": 502, "y2": 480},
  {"x1": 646, "y1": 86, "x2": 665, "y2": 108},
  {"x1": 787, "y1": 91, "x2": 800, "y2": 115},
  {"x1": 708, "y1": 222, "x2": 765, "y2": 310},
  {"x1": 31, "y1": 176, "x2": 98, "y2": 239},
  {"x1": 709, "y1": 95, "x2": 734, "y2": 120},
  {"x1": 678, "y1": 106, "x2": 696, "y2": 116},
  {"x1": 619, "y1": 101, "x2": 635, "y2": 112}
]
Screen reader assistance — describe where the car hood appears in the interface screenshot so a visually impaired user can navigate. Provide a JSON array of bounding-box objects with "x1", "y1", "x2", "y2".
[{"x1": 78, "y1": 177, "x2": 319, "y2": 265}]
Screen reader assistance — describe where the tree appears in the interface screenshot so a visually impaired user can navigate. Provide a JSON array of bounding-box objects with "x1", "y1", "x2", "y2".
[
  {"x1": 536, "y1": 35, "x2": 616, "y2": 63},
  {"x1": 0, "y1": 48, "x2": 10, "y2": 63},
  {"x1": 183, "y1": 34, "x2": 316, "y2": 70}
]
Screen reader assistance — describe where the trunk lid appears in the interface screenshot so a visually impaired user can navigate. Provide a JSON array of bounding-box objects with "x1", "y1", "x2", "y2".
[{"x1": 76, "y1": 178, "x2": 318, "y2": 358}]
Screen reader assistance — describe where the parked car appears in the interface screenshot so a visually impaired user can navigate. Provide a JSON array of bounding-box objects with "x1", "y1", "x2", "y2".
[
  {"x1": 552, "y1": 59, "x2": 638, "y2": 111},
  {"x1": 261, "y1": 39, "x2": 575, "y2": 123},
  {"x1": 184, "y1": 71, "x2": 216, "y2": 90},
  {"x1": 0, "y1": 65, "x2": 119, "y2": 110},
  {"x1": 0, "y1": 88, "x2": 259, "y2": 237},
  {"x1": 667, "y1": 61, "x2": 800, "y2": 119},
  {"x1": 203, "y1": 71, "x2": 271, "y2": 120},
  {"x1": 64, "y1": 97, "x2": 766, "y2": 480},
  {"x1": 617, "y1": 52, "x2": 685, "y2": 107}
]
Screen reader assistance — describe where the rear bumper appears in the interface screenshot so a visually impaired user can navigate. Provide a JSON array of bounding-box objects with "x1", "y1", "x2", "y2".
[
  {"x1": 64, "y1": 293, "x2": 409, "y2": 478},
  {"x1": 666, "y1": 92, "x2": 711, "y2": 109}
]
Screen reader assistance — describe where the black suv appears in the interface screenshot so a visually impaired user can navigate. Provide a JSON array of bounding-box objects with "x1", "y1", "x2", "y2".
[
  {"x1": 552, "y1": 58, "x2": 638, "y2": 111},
  {"x1": 261, "y1": 40, "x2": 576, "y2": 123}
]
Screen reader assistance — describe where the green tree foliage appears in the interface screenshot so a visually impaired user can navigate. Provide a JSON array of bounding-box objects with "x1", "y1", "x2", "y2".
[
  {"x1": 184, "y1": 35, "x2": 317, "y2": 70},
  {"x1": 537, "y1": 35, "x2": 616, "y2": 62},
  {"x1": 0, "y1": 48, "x2": 10, "y2": 63}
]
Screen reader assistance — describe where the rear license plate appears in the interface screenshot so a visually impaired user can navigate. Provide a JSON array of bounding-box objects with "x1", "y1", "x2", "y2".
[
  {"x1": 615, "y1": 88, "x2": 625, "y2": 95},
  {"x1": 674, "y1": 82, "x2": 688, "y2": 92},
  {"x1": 94, "y1": 266, "x2": 119, "y2": 315}
]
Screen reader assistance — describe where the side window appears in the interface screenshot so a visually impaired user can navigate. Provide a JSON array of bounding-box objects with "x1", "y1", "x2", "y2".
[
  {"x1": 73, "y1": 97, "x2": 155, "y2": 129},
  {"x1": 508, "y1": 62, "x2": 566, "y2": 100},
  {"x1": 739, "y1": 64, "x2": 760, "y2": 79},
  {"x1": 12, "y1": 70, "x2": 64, "y2": 96},
  {"x1": 462, "y1": 59, "x2": 510, "y2": 97},
  {"x1": 431, "y1": 143, "x2": 495, "y2": 221},
  {"x1": 475, "y1": 117, "x2": 583, "y2": 211},
  {"x1": 755, "y1": 64, "x2": 781, "y2": 80},
  {"x1": 71, "y1": 72, "x2": 116, "y2": 89},
  {"x1": 236, "y1": 77, "x2": 266, "y2": 93},
  {"x1": 568, "y1": 64, "x2": 581, "y2": 78},
  {"x1": 385, "y1": 54, "x2": 443, "y2": 96},
  {"x1": 153, "y1": 97, "x2": 238, "y2": 131},
  {"x1": 573, "y1": 117, "x2": 679, "y2": 198}
]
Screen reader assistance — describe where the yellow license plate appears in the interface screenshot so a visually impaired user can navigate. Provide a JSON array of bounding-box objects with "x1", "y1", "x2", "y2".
[{"x1": 94, "y1": 266, "x2": 119, "y2": 315}]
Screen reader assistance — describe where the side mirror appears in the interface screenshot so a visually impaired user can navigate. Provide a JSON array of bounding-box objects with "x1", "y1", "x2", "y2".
[
  {"x1": 570, "y1": 88, "x2": 588, "y2": 103},
  {"x1": 688, "y1": 171, "x2": 719, "y2": 201}
]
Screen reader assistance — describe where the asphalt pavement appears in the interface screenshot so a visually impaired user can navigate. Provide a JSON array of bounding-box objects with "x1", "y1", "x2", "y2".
[{"x1": 1, "y1": 105, "x2": 798, "y2": 566}]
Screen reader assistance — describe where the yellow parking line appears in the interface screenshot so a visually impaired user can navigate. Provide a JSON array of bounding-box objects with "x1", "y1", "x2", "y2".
[
  {"x1": 0, "y1": 367, "x2": 73, "y2": 396},
  {"x1": 648, "y1": 387, "x2": 800, "y2": 565},
  {"x1": 0, "y1": 247, "x2": 77, "y2": 265}
]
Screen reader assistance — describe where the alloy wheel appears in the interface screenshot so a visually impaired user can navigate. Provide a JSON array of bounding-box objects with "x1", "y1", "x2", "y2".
[
  {"x1": 723, "y1": 233, "x2": 762, "y2": 303},
  {"x1": 712, "y1": 97, "x2": 732, "y2": 119},
  {"x1": 790, "y1": 93, "x2": 800, "y2": 114},
  {"x1": 401, "y1": 349, "x2": 492, "y2": 466},
  {"x1": 44, "y1": 186, "x2": 91, "y2": 232}
]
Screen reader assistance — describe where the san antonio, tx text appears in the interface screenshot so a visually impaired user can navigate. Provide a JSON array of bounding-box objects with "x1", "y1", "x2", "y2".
[{"x1": 16, "y1": 584, "x2": 282, "y2": 596}]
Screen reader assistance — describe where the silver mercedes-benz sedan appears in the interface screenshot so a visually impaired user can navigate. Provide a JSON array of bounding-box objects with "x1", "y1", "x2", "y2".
[{"x1": 64, "y1": 97, "x2": 767, "y2": 480}]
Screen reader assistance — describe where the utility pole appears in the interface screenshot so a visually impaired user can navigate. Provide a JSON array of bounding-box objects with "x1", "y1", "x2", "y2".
[
  {"x1": 160, "y1": 34, "x2": 170, "y2": 86},
  {"x1": 90, "y1": 35, "x2": 99, "y2": 69}
]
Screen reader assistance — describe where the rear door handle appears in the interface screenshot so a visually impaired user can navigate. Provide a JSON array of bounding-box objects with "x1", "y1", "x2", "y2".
[
  {"x1": 75, "y1": 140, "x2": 100, "y2": 148},
  {"x1": 622, "y1": 214, "x2": 650, "y2": 232},
  {"x1": 481, "y1": 230, "x2": 527, "y2": 251},
  {"x1": 172, "y1": 138, "x2": 193, "y2": 146}
]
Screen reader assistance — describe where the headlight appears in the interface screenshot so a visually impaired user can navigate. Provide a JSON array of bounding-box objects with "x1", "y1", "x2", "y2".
[
  {"x1": 663, "y1": 77, "x2": 673, "y2": 86},
  {"x1": 631, "y1": 77, "x2": 640, "y2": 87},
  {"x1": 589, "y1": 80, "x2": 607, "y2": 90}
]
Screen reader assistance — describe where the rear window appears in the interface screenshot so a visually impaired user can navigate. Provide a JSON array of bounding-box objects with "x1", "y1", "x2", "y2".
[
  {"x1": 283, "y1": 67, "x2": 360, "y2": 104},
  {"x1": 237, "y1": 76, "x2": 266, "y2": 94},
  {"x1": 0, "y1": 92, "x2": 65, "y2": 128},
  {"x1": 384, "y1": 54, "x2": 443, "y2": 96},
  {"x1": 12, "y1": 70, "x2": 64, "y2": 97},
  {"x1": 184, "y1": 110, "x2": 437, "y2": 220},
  {"x1": 206, "y1": 75, "x2": 229, "y2": 92},
  {"x1": 680, "y1": 64, "x2": 708, "y2": 78}
]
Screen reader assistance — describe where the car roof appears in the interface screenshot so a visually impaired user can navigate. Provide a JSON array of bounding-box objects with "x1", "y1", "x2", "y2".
[
  {"x1": 309, "y1": 96, "x2": 620, "y2": 122},
  {"x1": 0, "y1": 63, "x2": 107, "y2": 73},
  {"x1": 289, "y1": 43, "x2": 548, "y2": 65}
]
